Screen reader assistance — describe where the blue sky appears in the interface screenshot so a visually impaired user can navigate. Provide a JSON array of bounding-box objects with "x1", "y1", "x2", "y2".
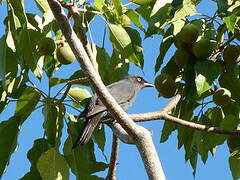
[{"x1": 0, "y1": 0, "x2": 233, "y2": 179}]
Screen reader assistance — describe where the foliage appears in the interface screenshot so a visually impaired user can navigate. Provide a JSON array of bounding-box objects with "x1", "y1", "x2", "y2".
[{"x1": 1, "y1": 0, "x2": 240, "y2": 179}]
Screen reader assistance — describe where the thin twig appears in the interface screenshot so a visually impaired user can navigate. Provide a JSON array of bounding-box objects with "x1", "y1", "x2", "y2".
[{"x1": 106, "y1": 135, "x2": 119, "y2": 180}]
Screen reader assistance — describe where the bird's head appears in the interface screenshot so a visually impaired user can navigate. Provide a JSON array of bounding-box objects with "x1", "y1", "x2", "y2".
[{"x1": 124, "y1": 75, "x2": 154, "y2": 90}]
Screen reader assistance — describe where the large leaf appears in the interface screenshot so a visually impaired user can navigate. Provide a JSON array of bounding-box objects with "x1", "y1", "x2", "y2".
[
  {"x1": 155, "y1": 25, "x2": 174, "y2": 73},
  {"x1": 8, "y1": 0, "x2": 27, "y2": 28},
  {"x1": 42, "y1": 101, "x2": 65, "y2": 147},
  {"x1": 125, "y1": 10, "x2": 143, "y2": 28},
  {"x1": 194, "y1": 61, "x2": 222, "y2": 95},
  {"x1": 93, "y1": 126, "x2": 106, "y2": 153},
  {"x1": 112, "y1": 0, "x2": 123, "y2": 16},
  {"x1": 108, "y1": 24, "x2": 142, "y2": 67},
  {"x1": 160, "y1": 121, "x2": 176, "y2": 143},
  {"x1": 37, "y1": 148, "x2": 69, "y2": 180},
  {"x1": 96, "y1": 46, "x2": 129, "y2": 85},
  {"x1": 229, "y1": 147, "x2": 240, "y2": 180},
  {"x1": 63, "y1": 116, "x2": 108, "y2": 177},
  {"x1": 20, "y1": 138, "x2": 51, "y2": 180},
  {"x1": 44, "y1": 55, "x2": 59, "y2": 78},
  {"x1": 0, "y1": 35, "x2": 18, "y2": 89},
  {"x1": 35, "y1": 0, "x2": 54, "y2": 26},
  {"x1": 15, "y1": 87, "x2": 41, "y2": 120},
  {"x1": 170, "y1": 0, "x2": 196, "y2": 35},
  {"x1": 18, "y1": 28, "x2": 44, "y2": 78},
  {"x1": 0, "y1": 117, "x2": 20, "y2": 177}
]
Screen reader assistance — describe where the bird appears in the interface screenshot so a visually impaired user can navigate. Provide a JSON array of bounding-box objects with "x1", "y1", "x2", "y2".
[{"x1": 72, "y1": 74, "x2": 154, "y2": 148}]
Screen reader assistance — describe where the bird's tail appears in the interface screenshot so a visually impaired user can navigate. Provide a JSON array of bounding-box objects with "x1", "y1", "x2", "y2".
[{"x1": 72, "y1": 113, "x2": 103, "y2": 148}]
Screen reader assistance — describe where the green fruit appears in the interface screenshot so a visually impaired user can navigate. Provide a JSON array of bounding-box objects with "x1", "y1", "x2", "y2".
[
  {"x1": 56, "y1": 45, "x2": 76, "y2": 65},
  {"x1": 68, "y1": 87, "x2": 91, "y2": 101},
  {"x1": 174, "y1": 49, "x2": 190, "y2": 68},
  {"x1": 68, "y1": 87, "x2": 91, "y2": 106},
  {"x1": 192, "y1": 38, "x2": 213, "y2": 59},
  {"x1": 223, "y1": 45, "x2": 240, "y2": 64},
  {"x1": 179, "y1": 24, "x2": 199, "y2": 44},
  {"x1": 121, "y1": 14, "x2": 131, "y2": 27},
  {"x1": 213, "y1": 88, "x2": 231, "y2": 106},
  {"x1": 154, "y1": 73, "x2": 177, "y2": 98},
  {"x1": 37, "y1": 37, "x2": 56, "y2": 56}
]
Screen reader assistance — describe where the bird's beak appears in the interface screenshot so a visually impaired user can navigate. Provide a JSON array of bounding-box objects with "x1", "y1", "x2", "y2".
[{"x1": 144, "y1": 82, "x2": 155, "y2": 87}]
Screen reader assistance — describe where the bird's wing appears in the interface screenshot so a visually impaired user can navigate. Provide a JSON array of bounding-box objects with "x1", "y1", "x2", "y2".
[{"x1": 85, "y1": 104, "x2": 107, "y2": 118}]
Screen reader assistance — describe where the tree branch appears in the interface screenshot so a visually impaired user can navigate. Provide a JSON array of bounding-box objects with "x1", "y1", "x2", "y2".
[
  {"x1": 106, "y1": 135, "x2": 119, "y2": 180},
  {"x1": 107, "y1": 121, "x2": 134, "y2": 144},
  {"x1": 47, "y1": 1, "x2": 165, "y2": 179}
]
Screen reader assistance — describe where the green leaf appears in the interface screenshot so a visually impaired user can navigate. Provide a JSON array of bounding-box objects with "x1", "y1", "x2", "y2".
[
  {"x1": 216, "y1": 24, "x2": 227, "y2": 43},
  {"x1": 44, "y1": 55, "x2": 59, "y2": 78},
  {"x1": 136, "y1": 5, "x2": 152, "y2": 21},
  {"x1": 0, "y1": 34, "x2": 18, "y2": 89},
  {"x1": 125, "y1": 10, "x2": 143, "y2": 28},
  {"x1": 194, "y1": 61, "x2": 222, "y2": 95},
  {"x1": 42, "y1": 102, "x2": 65, "y2": 147},
  {"x1": 108, "y1": 24, "x2": 141, "y2": 67},
  {"x1": 15, "y1": 87, "x2": 41, "y2": 120},
  {"x1": 172, "y1": 19, "x2": 185, "y2": 35},
  {"x1": 112, "y1": 0, "x2": 123, "y2": 16},
  {"x1": 204, "y1": 22, "x2": 217, "y2": 40},
  {"x1": 18, "y1": 28, "x2": 44, "y2": 78},
  {"x1": 94, "y1": 0, "x2": 104, "y2": 10},
  {"x1": 49, "y1": 78, "x2": 67, "y2": 87},
  {"x1": 0, "y1": 99, "x2": 9, "y2": 114},
  {"x1": 155, "y1": 25, "x2": 174, "y2": 73},
  {"x1": 170, "y1": 0, "x2": 196, "y2": 22},
  {"x1": 96, "y1": 47, "x2": 111, "y2": 85},
  {"x1": 0, "y1": 117, "x2": 20, "y2": 176},
  {"x1": 37, "y1": 148, "x2": 69, "y2": 180},
  {"x1": 229, "y1": 147, "x2": 240, "y2": 180},
  {"x1": 8, "y1": 0, "x2": 27, "y2": 28},
  {"x1": 93, "y1": 126, "x2": 106, "y2": 153},
  {"x1": 224, "y1": 14, "x2": 237, "y2": 33},
  {"x1": 124, "y1": 27, "x2": 144, "y2": 67},
  {"x1": 160, "y1": 121, "x2": 176, "y2": 143},
  {"x1": 35, "y1": 0, "x2": 51, "y2": 13},
  {"x1": 63, "y1": 117, "x2": 108, "y2": 176},
  {"x1": 109, "y1": 49, "x2": 129, "y2": 83},
  {"x1": 20, "y1": 138, "x2": 51, "y2": 180},
  {"x1": 35, "y1": 0, "x2": 54, "y2": 26}
]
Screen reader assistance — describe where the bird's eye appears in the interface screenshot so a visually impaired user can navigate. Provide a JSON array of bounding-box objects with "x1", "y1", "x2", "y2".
[{"x1": 137, "y1": 77, "x2": 142, "y2": 82}]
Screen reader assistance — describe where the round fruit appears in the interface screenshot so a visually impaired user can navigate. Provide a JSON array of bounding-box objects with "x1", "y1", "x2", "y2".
[
  {"x1": 174, "y1": 49, "x2": 190, "y2": 68},
  {"x1": 179, "y1": 24, "x2": 199, "y2": 44},
  {"x1": 192, "y1": 38, "x2": 213, "y2": 59},
  {"x1": 223, "y1": 45, "x2": 240, "y2": 64},
  {"x1": 68, "y1": 87, "x2": 91, "y2": 102},
  {"x1": 37, "y1": 37, "x2": 56, "y2": 56},
  {"x1": 154, "y1": 73, "x2": 177, "y2": 98},
  {"x1": 121, "y1": 14, "x2": 131, "y2": 27},
  {"x1": 56, "y1": 45, "x2": 76, "y2": 65},
  {"x1": 213, "y1": 88, "x2": 231, "y2": 106}
]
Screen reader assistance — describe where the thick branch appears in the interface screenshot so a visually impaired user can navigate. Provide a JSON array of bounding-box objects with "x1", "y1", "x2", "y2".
[
  {"x1": 106, "y1": 135, "x2": 119, "y2": 180},
  {"x1": 108, "y1": 122, "x2": 134, "y2": 144},
  {"x1": 47, "y1": 1, "x2": 165, "y2": 179}
]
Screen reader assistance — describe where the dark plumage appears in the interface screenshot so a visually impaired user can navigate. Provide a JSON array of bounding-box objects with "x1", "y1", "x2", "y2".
[{"x1": 72, "y1": 75, "x2": 154, "y2": 148}]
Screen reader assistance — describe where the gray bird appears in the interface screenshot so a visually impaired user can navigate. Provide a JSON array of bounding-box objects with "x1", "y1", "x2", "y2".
[{"x1": 72, "y1": 74, "x2": 154, "y2": 148}]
